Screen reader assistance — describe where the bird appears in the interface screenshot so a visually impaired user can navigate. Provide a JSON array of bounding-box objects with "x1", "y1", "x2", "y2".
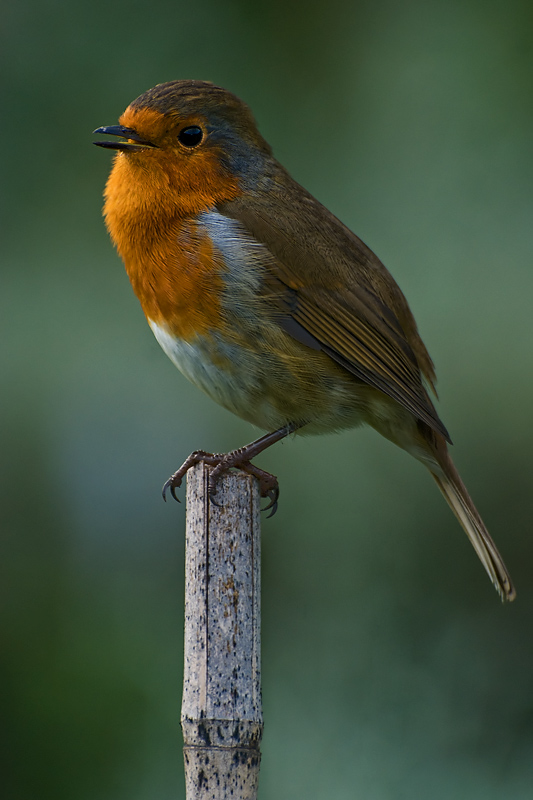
[{"x1": 94, "y1": 79, "x2": 515, "y2": 601}]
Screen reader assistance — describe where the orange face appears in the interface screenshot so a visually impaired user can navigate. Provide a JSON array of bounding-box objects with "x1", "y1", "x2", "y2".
[
  {"x1": 100, "y1": 97, "x2": 251, "y2": 339},
  {"x1": 105, "y1": 103, "x2": 242, "y2": 227}
]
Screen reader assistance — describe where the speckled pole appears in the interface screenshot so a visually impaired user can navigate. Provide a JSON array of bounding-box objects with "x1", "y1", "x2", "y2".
[{"x1": 182, "y1": 463, "x2": 263, "y2": 800}]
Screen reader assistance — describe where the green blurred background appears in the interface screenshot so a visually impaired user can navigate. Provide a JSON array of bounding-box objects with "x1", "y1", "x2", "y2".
[{"x1": 3, "y1": 0, "x2": 533, "y2": 797}]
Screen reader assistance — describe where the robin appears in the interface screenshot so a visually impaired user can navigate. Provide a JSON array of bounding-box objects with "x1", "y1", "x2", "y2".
[{"x1": 94, "y1": 80, "x2": 515, "y2": 601}]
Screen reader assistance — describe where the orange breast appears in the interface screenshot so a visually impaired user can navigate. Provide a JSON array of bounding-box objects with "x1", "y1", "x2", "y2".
[
  {"x1": 103, "y1": 146, "x2": 243, "y2": 341},
  {"x1": 124, "y1": 217, "x2": 228, "y2": 340}
]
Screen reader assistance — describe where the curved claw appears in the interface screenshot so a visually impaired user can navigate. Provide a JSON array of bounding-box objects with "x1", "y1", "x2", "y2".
[
  {"x1": 262, "y1": 488, "x2": 279, "y2": 518},
  {"x1": 264, "y1": 501, "x2": 278, "y2": 519},
  {"x1": 170, "y1": 484, "x2": 181, "y2": 503},
  {"x1": 162, "y1": 476, "x2": 182, "y2": 503},
  {"x1": 209, "y1": 493, "x2": 223, "y2": 508}
]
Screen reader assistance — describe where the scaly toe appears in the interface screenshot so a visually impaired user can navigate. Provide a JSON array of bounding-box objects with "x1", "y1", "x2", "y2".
[
  {"x1": 163, "y1": 446, "x2": 282, "y2": 513},
  {"x1": 162, "y1": 450, "x2": 214, "y2": 502}
]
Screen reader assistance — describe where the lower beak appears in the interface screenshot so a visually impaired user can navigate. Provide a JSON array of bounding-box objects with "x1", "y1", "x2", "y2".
[{"x1": 93, "y1": 125, "x2": 156, "y2": 151}]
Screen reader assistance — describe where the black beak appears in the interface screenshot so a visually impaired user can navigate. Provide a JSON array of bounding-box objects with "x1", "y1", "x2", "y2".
[{"x1": 93, "y1": 125, "x2": 155, "y2": 151}]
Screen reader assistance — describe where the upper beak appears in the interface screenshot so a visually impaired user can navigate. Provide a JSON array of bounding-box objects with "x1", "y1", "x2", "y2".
[{"x1": 93, "y1": 125, "x2": 156, "y2": 151}]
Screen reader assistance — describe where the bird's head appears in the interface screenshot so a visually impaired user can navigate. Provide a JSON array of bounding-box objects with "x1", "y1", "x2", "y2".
[{"x1": 94, "y1": 80, "x2": 272, "y2": 208}]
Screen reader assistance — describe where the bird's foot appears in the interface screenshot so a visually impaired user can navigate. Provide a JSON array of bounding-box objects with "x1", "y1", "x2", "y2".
[{"x1": 162, "y1": 449, "x2": 280, "y2": 517}]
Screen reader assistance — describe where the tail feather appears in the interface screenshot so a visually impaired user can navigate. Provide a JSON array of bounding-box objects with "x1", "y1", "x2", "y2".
[{"x1": 431, "y1": 453, "x2": 515, "y2": 602}]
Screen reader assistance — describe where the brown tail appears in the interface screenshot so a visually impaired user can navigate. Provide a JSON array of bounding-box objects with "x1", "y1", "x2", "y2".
[{"x1": 429, "y1": 447, "x2": 515, "y2": 602}]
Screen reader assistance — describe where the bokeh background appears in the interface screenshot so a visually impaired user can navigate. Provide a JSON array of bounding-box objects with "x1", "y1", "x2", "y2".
[{"x1": 3, "y1": 1, "x2": 533, "y2": 797}]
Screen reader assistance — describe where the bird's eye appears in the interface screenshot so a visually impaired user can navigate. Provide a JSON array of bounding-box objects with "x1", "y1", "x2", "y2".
[{"x1": 178, "y1": 126, "x2": 203, "y2": 147}]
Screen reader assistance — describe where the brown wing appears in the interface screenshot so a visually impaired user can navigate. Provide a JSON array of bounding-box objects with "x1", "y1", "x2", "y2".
[{"x1": 218, "y1": 167, "x2": 450, "y2": 442}]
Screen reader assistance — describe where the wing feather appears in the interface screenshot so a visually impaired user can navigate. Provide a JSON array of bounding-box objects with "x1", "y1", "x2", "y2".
[{"x1": 218, "y1": 181, "x2": 450, "y2": 441}]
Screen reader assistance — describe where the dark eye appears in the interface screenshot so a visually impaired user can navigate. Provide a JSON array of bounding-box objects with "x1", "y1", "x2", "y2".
[{"x1": 178, "y1": 126, "x2": 203, "y2": 147}]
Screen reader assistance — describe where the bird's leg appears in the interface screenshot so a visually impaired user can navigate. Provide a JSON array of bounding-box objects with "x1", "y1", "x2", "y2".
[{"x1": 162, "y1": 422, "x2": 304, "y2": 516}]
